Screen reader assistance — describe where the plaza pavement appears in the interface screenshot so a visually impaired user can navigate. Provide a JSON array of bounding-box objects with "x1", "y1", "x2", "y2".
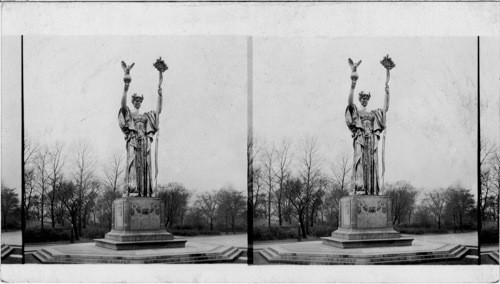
[
  {"x1": 22, "y1": 232, "x2": 247, "y2": 251},
  {"x1": 253, "y1": 231, "x2": 478, "y2": 249},
  {"x1": 179, "y1": 233, "x2": 247, "y2": 248},
  {"x1": 1, "y1": 230, "x2": 22, "y2": 246}
]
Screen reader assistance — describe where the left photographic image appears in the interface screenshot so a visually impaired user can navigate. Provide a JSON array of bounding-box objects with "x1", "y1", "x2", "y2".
[{"x1": 2, "y1": 35, "x2": 248, "y2": 264}]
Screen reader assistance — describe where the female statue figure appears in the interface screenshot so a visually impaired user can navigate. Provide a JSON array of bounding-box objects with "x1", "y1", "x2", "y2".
[
  {"x1": 118, "y1": 73, "x2": 163, "y2": 197},
  {"x1": 346, "y1": 69, "x2": 390, "y2": 195}
]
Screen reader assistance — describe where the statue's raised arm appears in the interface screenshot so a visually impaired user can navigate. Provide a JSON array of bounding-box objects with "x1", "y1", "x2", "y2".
[
  {"x1": 380, "y1": 55, "x2": 395, "y2": 112},
  {"x1": 153, "y1": 57, "x2": 168, "y2": 115},
  {"x1": 121, "y1": 61, "x2": 135, "y2": 108},
  {"x1": 347, "y1": 58, "x2": 361, "y2": 106}
]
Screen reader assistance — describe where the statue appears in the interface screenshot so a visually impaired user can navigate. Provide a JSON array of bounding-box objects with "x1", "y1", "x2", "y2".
[
  {"x1": 118, "y1": 58, "x2": 167, "y2": 197},
  {"x1": 322, "y1": 57, "x2": 411, "y2": 250},
  {"x1": 345, "y1": 56, "x2": 394, "y2": 195}
]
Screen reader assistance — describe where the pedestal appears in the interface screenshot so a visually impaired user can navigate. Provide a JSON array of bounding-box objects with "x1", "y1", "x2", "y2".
[
  {"x1": 95, "y1": 197, "x2": 186, "y2": 250},
  {"x1": 322, "y1": 195, "x2": 413, "y2": 248}
]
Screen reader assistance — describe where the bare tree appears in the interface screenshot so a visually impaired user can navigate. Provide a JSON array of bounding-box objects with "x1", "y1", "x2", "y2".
[
  {"x1": 298, "y1": 136, "x2": 323, "y2": 233},
  {"x1": 48, "y1": 142, "x2": 66, "y2": 228},
  {"x1": 24, "y1": 136, "x2": 40, "y2": 222},
  {"x1": 72, "y1": 140, "x2": 98, "y2": 235},
  {"x1": 34, "y1": 146, "x2": 50, "y2": 230},
  {"x1": 423, "y1": 189, "x2": 448, "y2": 229},
  {"x1": 103, "y1": 151, "x2": 125, "y2": 193},
  {"x1": 261, "y1": 146, "x2": 275, "y2": 227},
  {"x1": 273, "y1": 138, "x2": 293, "y2": 227},
  {"x1": 57, "y1": 180, "x2": 80, "y2": 239},
  {"x1": 251, "y1": 166, "x2": 264, "y2": 218},
  {"x1": 489, "y1": 152, "x2": 500, "y2": 222},
  {"x1": 445, "y1": 186, "x2": 475, "y2": 232},
  {"x1": 248, "y1": 135, "x2": 264, "y2": 223},
  {"x1": 194, "y1": 190, "x2": 220, "y2": 231},
  {"x1": 217, "y1": 186, "x2": 245, "y2": 234},
  {"x1": 24, "y1": 136, "x2": 40, "y2": 166},
  {"x1": 157, "y1": 182, "x2": 191, "y2": 228},
  {"x1": 309, "y1": 176, "x2": 327, "y2": 226},
  {"x1": 24, "y1": 168, "x2": 37, "y2": 220},
  {"x1": 385, "y1": 181, "x2": 418, "y2": 225},
  {"x1": 332, "y1": 151, "x2": 352, "y2": 193},
  {"x1": 1, "y1": 184, "x2": 21, "y2": 229},
  {"x1": 323, "y1": 180, "x2": 349, "y2": 227},
  {"x1": 480, "y1": 139, "x2": 497, "y2": 221},
  {"x1": 96, "y1": 188, "x2": 121, "y2": 230},
  {"x1": 283, "y1": 177, "x2": 307, "y2": 238}
]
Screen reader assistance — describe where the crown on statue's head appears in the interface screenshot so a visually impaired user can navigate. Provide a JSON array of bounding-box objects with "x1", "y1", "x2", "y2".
[
  {"x1": 131, "y1": 93, "x2": 144, "y2": 102},
  {"x1": 358, "y1": 91, "x2": 371, "y2": 101}
]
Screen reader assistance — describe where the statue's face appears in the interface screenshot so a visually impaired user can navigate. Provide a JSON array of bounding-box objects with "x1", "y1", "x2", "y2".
[
  {"x1": 133, "y1": 99, "x2": 142, "y2": 110},
  {"x1": 360, "y1": 96, "x2": 369, "y2": 107}
]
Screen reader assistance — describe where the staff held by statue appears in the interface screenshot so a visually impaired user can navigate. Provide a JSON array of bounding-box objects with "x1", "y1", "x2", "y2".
[{"x1": 380, "y1": 55, "x2": 395, "y2": 192}]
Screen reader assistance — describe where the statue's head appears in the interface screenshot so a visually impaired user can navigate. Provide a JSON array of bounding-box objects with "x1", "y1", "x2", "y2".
[
  {"x1": 131, "y1": 93, "x2": 144, "y2": 109},
  {"x1": 358, "y1": 91, "x2": 371, "y2": 107}
]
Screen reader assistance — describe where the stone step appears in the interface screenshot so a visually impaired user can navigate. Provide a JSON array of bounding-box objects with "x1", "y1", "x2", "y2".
[
  {"x1": 487, "y1": 251, "x2": 499, "y2": 263},
  {"x1": 33, "y1": 249, "x2": 54, "y2": 264},
  {"x1": 268, "y1": 246, "x2": 459, "y2": 260},
  {"x1": 259, "y1": 248, "x2": 280, "y2": 262},
  {"x1": 1, "y1": 246, "x2": 14, "y2": 259},
  {"x1": 238, "y1": 248, "x2": 248, "y2": 257},
  {"x1": 1, "y1": 245, "x2": 22, "y2": 260},
  {"x1": 234, "y1": 256, "x2": 248, "y2": 263},
  {"x1": 260, "y1": 245, "x2": 469, "y2": 265},
  {"x1": 32, "y1": 246, "x2": 242, "y2": 264},
  {"x1": 38, "y1": 255, "x2": 226, "y2": 264},
  {"x1": 224, "y1": 247, "x2": 241, "y2": 259},
  {"x1": 450, "y1": 245, "x2": 469, "y2": 258}
]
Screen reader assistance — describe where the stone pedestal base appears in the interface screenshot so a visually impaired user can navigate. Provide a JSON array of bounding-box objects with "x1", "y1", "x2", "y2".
[
  {"x1": 94, "y1": 197, "x2": 186, "y2": 250},
  {"x1": 322, "y1": 195, "x2": 413, "y2": 248}
]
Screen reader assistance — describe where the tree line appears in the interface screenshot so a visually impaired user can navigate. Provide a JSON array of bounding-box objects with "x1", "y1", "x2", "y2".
[
  {"x1": 250, "y1": 135, "x2": 477, "y2": 238},
  {"x1": 20, "y1": 136, "x2": 245, "y2": 241},
  {"x1": 480, "y1": 140, "x2": 500, "y2": 223},
  {"x1": 479, "y1": 139, "x2": 500, "y2": 244}
]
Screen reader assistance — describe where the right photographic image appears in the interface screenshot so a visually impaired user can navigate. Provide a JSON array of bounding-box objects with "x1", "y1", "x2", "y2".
[
  {"x1": 479, "y1": 37, "x2": 500, "y2": 265},
  {"x1": 251, "y1": 37, "x2": 484, "y2": 265}
]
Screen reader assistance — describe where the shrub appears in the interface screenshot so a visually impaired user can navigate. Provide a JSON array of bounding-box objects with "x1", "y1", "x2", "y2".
[
  {"x1": 81, "y1": 226, "x2": 108, "y2": 239},
  {"x1": 310, "y1": 224, "x2": 335, "y2": 237},
  {"x1": 253, "y1": 226, "x2": 298, "y2": 241},
  {"x1": 171, "y1": 224, "x2": 204, "y2": 231},
  {"x1": 395, "y1": 226, "x2": 448, "y2": 235},
  {"x1": 170, "y1": 228, "x2": 221, "y2": 236},
  {"x1": 3, "y1": 220, "x2": 21, "y2": 230},
  {"x1": 25, "y1": 228, "x2": 71, "y2": 243},
  {"x1": 481, "y1": 222, "x2": 499, "y2": 244}
]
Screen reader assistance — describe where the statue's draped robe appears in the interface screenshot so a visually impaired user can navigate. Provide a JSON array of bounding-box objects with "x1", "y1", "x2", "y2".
[
  {"x1": 118, "y1": 106, "x2": 158, "y2": 197},
  {"x1": 345, "y1": 104, "x2": 386, "y2": 195}
]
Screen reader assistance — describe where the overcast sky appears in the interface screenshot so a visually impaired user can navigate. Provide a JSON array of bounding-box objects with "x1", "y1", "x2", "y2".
[
  {"x1": 1, "y1": 36, "x2": 22, "y2": 192},
  {"x1": 2, "y1": 36, "x2": 248, "y2": 195},
  {"x1": 480, "y1": 37, "x2": 500, "y2": 147},
  {"x1": 253, "y1": 37, "x2": 479, "y2": 195},
  {"x1": 2, "y1": 36, "x2": 498, "y2": 199}
]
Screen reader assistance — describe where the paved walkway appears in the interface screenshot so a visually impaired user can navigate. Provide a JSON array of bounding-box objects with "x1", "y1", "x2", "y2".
[
  {"x1": 401, "y1": 232, "x2": 478, "y2": 246},
  {"x1": 177, "y1": 233, "x2": 247, "y2": 248},
  {"x1": 254, "y1": 232, "x2": 479, "y2": 249},
  {"x1": 1, "y1": 230, "x2": 21, "y2": 246},
  {"x1": 24, "y1": 233, "x2": 247, "y2": 251}
]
